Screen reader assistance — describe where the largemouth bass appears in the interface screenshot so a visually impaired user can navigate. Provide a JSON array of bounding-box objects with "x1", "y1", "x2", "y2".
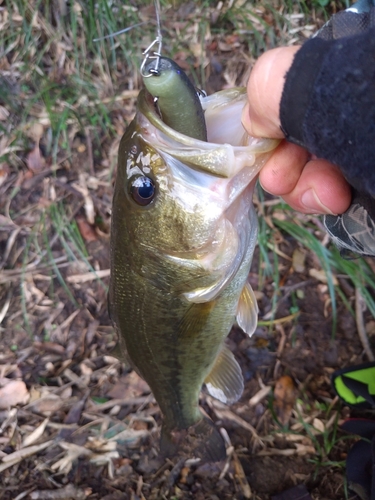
[{"x1": 109, "y1": 60, "x2": 278, "y2": 461}]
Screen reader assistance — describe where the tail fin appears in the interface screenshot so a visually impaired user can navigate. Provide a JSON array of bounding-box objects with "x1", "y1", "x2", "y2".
[{"x1": 160, "y1": 416, "x2": 226, "y2": 462}]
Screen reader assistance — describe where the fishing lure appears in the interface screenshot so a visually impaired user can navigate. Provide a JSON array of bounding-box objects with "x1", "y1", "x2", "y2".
[
  {"x1": 142, "y1": 56, "x2": 207, "y2": 141},
  {"x1": 139, "y1": 0, "x2": 207, "y2": 141}
]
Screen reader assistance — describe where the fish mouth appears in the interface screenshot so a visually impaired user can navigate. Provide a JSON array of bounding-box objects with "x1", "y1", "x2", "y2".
[
  {"x1": 134, "y1": 87, "x2": 278, "y2": 261},
  {"x1": 137, "y1": 87, "x2": 279, "y2": 225},
  {"x1": 138, "y1": 88, "x2": 278, "y2": 175}
]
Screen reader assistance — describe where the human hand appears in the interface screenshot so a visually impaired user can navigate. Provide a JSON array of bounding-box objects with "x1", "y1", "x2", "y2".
[{"x1": 242, "y1": 46, "x2": 352, "y2": 215}]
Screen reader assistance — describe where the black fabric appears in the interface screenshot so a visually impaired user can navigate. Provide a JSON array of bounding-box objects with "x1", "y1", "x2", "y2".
[
  {"x1": 280, "y1": 38, "x2": 330, "y2": 146},
  {"x1": 303, "y1": 29, "x2": 375, "y2": 195},
  {"x1": 280, "y1": 7, "x2": 375, "y2": 197},
  {"x1": 346, "y1": 439, "x2": 373, "y2": 500},
  {"x1": 341, "y1": 419, "x2": 375, "y2": 439},
  {"x1": 341, "y1": 418, "x2": 375, "y2": 500},
  {"x1": 271, "y1": 485, "x2": 312, "y2": 500}
]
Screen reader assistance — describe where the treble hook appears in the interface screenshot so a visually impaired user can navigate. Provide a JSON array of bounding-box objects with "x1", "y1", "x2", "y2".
[
  {"x1": 140, "y1": 0, "x2": 163, "y2": 78},
  {"x1": 93, "y1": 0, "x2": 163, "y2": 78}
]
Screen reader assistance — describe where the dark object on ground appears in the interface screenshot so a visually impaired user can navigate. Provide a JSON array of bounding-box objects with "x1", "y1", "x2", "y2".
[
  {"x1": 332, "y1": 361, "x2": 375, "y2": 409},
  {"x1": 271, "y1": 484, "x2": 313, "y2": 500},
  {"x1": 333, "y1": 360, "x2": 375, "y2": 500},
  {"x1": 342, "y1": 418, "x2": 375, "y2": 500}
]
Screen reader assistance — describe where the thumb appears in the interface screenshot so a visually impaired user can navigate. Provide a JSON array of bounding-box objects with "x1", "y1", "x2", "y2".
[{"x1": 242, "y1": 46, "x2": 301, "y2": 138}]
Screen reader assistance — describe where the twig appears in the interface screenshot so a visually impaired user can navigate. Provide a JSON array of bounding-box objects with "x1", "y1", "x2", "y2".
[
  {"x1": 258, "y1": 311, "x2": 299, "y2": 326},
  {"x1": 248, "y1": 386, "x2": 272, "y2": 407},
  {"x1": 85, "y1": 127, "x2": 94, "y2": 176},
  {"x1": 87, "y1": 395, "x2": 155, "y2": 412},
  {"x1": 208, "y1": 399, "x2": 264, "y2": 450},
  {"x1": 233, "y1": 451, "x2": 252, "y2": 499},
  {"x1": 0, "y1": 440, "x2": 54, "y2": 472},
  {"x1": 0, "y1": 288, "x2": 11, "y2": 325},
  {"x1": 30, "y1": 484, "x2": 91, "y2": 499},
  {"x1": 66, "y1": 269, "x2": 110, "y2": 283}
]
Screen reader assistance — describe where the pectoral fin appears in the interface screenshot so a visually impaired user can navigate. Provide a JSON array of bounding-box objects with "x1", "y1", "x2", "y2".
[
  {"x1": 236, "y1": 282, "x2": 258, "y2": 336},
  {"x1": 178, "y1": 301, "x2": 216, "y2": 340},
  {"x1": 183, "y1": 280, "x2": 227, "y2": 303},
  {"x1": 204, "y1": 346, "x2": 244, "y2": 404}
]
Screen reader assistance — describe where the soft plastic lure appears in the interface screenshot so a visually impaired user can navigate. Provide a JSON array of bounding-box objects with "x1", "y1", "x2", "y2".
[{"x1": 142, "y1": 56, "x2": 207, "y2": 141}]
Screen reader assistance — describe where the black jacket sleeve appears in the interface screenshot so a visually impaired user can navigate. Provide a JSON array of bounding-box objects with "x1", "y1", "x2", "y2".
[{"x1": 280, "y1": 25, "x2": 375, "y2": 196}]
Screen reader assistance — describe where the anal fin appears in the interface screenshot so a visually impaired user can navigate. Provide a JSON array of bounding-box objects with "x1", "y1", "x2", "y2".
[
  {"x1": 236, "y1": 281, "x2": 258, "y2": 336},
  {"x1": 204, "y1": 345, "x2": 244, "y2": 404}
]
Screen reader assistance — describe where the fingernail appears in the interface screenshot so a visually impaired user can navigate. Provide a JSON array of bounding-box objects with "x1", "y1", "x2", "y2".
[{"x1": 301, "y1": 189, "x2": 336, "y2": 215}]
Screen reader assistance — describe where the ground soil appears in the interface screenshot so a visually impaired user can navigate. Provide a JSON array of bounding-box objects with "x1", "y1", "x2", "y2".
[
  {"x1": 0, "y1": 204, "x2": 372, "y2": 499},
  {"x1": 0, "y1": 2, "x2": 374, "y2": 499}
]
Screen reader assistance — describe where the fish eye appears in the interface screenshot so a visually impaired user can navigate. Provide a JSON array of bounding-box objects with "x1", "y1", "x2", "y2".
[{"x1": 130, "y1": 176, "x2": 156, "y2": 206}]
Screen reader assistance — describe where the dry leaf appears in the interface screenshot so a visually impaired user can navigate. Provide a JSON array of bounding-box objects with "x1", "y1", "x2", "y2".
[
  {"x1": 28, "y1": 394, "x2": 65, "y2": 416},
  {"x1": 0, "y1": 106, "x2": 10, "y2": 121},
  {"x1": 107, "y1": 372, "x2": 151, "y2": 400},
  {"x1": 0, "y1": 440, "x2": 54, "y2": 472},
  {"x1": 76, "y1": 215, "x2": 97, "y2": 242},
  {"x1": 292, "y1": 248, "x2": 306, "y2": 274},
  {"x1": 59, "y1": 386, "x2": 73, "y2": 400},
  {"x1": 26, "y1": 122, "x2": 44, "y2": 141},
  {"x1": 26, "y1": 144, "x2": 45, "y2": 173},
  {"x1": 218, "y1": 41, "x2": 234, "y2": 51},
  {"x1": 33, "y1": 341, "x2": 66, "y2": 355},
  {"x1": 51, "y1": 442, "x2": 91, "y2": 473},
  {"x1": 29, "y1": 386, "x2": 42, "y2": 403},
  {"x1": 0, "y1": 169, "x2": 9, "y2": 188},
  {"x1": 66, "y1": 269, "x2": 110, "y2": 283},
  {"x1": 366, "y1": 320, "x2": 375, "y2": 336},
  {"x1": 80, "y1": 362, "x2": 93, "y2": 384},
  {"x1": 22, "y1": 418, "x2": 49, "y2": 447},
  {"x1": 294, "y1": 443, "x2": 316, "y2": 456},
  {"x1": 312, "y1": 418, "x2": 325, "y2": 433},
  {"x1": 309, "y1": 268, "x2": 338, "y2": 286},
  {"x1": 273, "y1": 375, "x2": 298, "y2": 426},
  {"x1": 107, "y1": 428, "x2": 149, "y2": 448},
  {"x1": 0, "y1": 380, "x2": 30, "y2": 409},
  {"x1": 73, "y1": 173, "x2": 95, "y2": 224},
  {"x1": 249, "y1": 385, "x2": 272, "y2": 407},
  {"x1": 0, "y1": 214, "x2": 14, "y2": 227},
  {"x1": 233, "y1": 452, "x2": 252, "y2": 499}
]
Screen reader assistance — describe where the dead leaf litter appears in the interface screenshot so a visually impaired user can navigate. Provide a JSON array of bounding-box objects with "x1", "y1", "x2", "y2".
[{"x1": 0, "y1": 1, "x2": 372, "y2": 499}]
